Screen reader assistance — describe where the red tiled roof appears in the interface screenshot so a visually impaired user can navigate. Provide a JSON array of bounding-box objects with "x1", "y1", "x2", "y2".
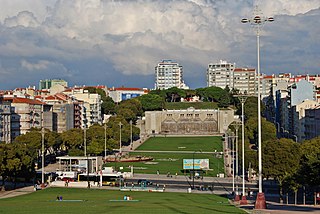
[
  {"x1": 234, "y1": 68, "x2": 255, "y2": 72},
  {"x1": 4, "y1": 97, "x2": 46, "y2": 105},
  {"x1": 109, "y1": 87, "x2": 144, "y2": 91}
]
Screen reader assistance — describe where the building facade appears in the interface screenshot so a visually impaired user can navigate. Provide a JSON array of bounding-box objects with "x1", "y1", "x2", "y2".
[
  {"x1": 233, "y1": 68, "x2": 256, "y2": 95},
  {"x1": 4, "y1": 97, "x2": 52, "y2": 141},
  {"x1": 144, "y1": 108, "x2": 235, "y2": 135},
  {"x1": 155, "y1": 60, "x2": 188, "y2": 90},
  {"x1": 0, "y1": 102, "x2": 11, "y2": 143},
  {"x1": 304, "y1": 105, "x2": 320, "y2": 140},
  {"x1": 63, "y1": 88, "x2": 102, "y2": 128},
  {"x1": 207, "y1": 60, "x2": 235, "y2": 89},
  {"x1": 39, "y1": 79, "x2": 68, "y2": 90},
  {"x1": 108, "y1": 87, "x2": 148, "y2": 103}
]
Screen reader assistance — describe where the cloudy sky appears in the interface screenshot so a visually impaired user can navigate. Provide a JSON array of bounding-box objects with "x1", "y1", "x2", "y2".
[{"x1": 0, "y1": 0, "x2": 319, "y2": 90}]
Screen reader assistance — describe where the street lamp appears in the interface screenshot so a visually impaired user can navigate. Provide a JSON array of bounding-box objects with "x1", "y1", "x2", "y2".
[
  {"x1": 238, "y1": 96, "x2": 248, "y2": 205},
  {"x1": 41, "y1": 127, "x2": 45, "y2": 185},
  {"x1": 242, "y1": 5, "x2": 274, "y2": 210},
  {"x1": 104, "y1": 123, "x2": 107, "y2": 159},
  {"x1": 230, "y1": 121, "x2": 241, "y2": 201},
  {"x1": 292, "y1": 134, "x2": 298, "y2": 143},
  {"x1": 119, "y1": 122, "x2": 122, "y2": 156},
  {"x1": 192, "y1": 150, "x2": 202, "y2": 189},
  {"x1": 84, "y1": 126, "x2": 87, "y2": 157},
  {"x1": 130, "y1": 120, "x2": 133, "y2": 150}
]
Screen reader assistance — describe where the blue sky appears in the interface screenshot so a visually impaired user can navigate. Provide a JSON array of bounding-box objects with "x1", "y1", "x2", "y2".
[{"x1": 0, "y1": 0, "x2": 319, "y2": 90}]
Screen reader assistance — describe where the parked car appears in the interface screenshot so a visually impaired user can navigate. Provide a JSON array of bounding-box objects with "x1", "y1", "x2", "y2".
[{"x1": 137, "y1": 179, "x2": 152, "y2": 186}]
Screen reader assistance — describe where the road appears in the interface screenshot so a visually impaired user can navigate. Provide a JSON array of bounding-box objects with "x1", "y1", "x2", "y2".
[{"x1": 126, "y1": 173, "x2": 257, "y2": 195}]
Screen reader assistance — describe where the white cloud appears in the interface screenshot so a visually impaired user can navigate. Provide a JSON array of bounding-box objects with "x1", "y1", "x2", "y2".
[
  {"x1": 0, "y1": 0, "x2": 319, "y2": 89},
  {"x1": 21, "y1": 59, "x2": 50, "y2": 70},
  {"x1": 4, "y1": 11, "x2": 40, "y2": 28}
]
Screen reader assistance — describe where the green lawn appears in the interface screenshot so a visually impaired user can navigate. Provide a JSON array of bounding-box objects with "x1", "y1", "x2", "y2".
[
  {"x1": 136, "y1": 136, "x2": 223, "y2": 152},
  {"x1": 0, "y1": 187, "x2": 245, "y2": 214},
  {"x1": 107, "y1": 136, "x2": 224, "y2": 177}
]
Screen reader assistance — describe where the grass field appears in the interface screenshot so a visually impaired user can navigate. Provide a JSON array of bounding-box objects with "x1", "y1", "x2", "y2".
[
  {"x1": 0, "y1": 187, "x2": 245, "y2": 214},
  {"x1": 136, "y1": 136, "x2": 223, "y2": 152},
  {"x1": 107, "y1": 136, "x2": 225, "y2": 177}
]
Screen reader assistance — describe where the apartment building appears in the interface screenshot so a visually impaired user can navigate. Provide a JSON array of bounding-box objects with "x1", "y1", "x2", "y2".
[
  {"x1": 39, "y1": 79, "x2": 68, "y2": 90},
  {"x1": 44, "y1": 93, "x2": 75, "y2": 133},
  {"x1": 233, "y1": 68, "x2": 256, "y2": 95},
  {"x1": 207, "y1": 60, "x2": 235, "y2": 89},
  {"x1": 304, "y1": 105, "x2": 320, "y2": 140},
  {"x1": 0, "y1": 102, "x2": 11, "y2": 143},
  {"x1": 292, "y1": 100, "x2": 319, "y2": 142},
  {"x1": 155, "y1": 60, "x2": 189, "y2": 90},
  {"x1": 3, "y1": 97, "x2": 53, "y2": 140},
  {"x1": 63, "y1": 88, "x2": 102, "y2": 128},
  {"x1": 108, "y1": 87, "x2": 148, "y2": 103}
]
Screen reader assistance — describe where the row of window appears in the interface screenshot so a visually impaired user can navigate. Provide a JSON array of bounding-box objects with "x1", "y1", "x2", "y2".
[{"x1": 167, "y1": 113, "x2": 214, "y2": 117}]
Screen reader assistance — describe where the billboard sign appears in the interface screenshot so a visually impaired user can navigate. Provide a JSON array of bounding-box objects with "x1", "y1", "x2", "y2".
[{"x1": 183, "y1": 159, "x2": 209, "y2": 170}]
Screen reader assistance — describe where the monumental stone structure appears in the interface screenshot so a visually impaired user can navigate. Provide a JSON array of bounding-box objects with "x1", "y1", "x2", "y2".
[{"x1": 144, "y1": 108, "x2": 235, "y2": 135}]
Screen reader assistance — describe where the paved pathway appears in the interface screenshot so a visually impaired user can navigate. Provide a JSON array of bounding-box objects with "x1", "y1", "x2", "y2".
[
  {"x1": 238, "y1": 201, "x2": 320, "y2": 214},
  {"x1": 0, "y1": 186, "x2": 34, "y2": 199}
]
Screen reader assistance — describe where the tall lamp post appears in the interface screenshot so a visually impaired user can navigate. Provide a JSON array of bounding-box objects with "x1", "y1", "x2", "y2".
[
  {"x1": 130, "y1": 120, "x2": 133, "y2": 150},
  {"x1": 238, "y1": 96, "x2": 248, "y2": 205},
  {"x1": 41, "y1": 127, "x2": 45, "y2": 185},
  {"x1": 241, "y1": 5, "x2": 274, "y2": 210},
  {"x1": 192, "y1": 150, "x2": 202, "y2": 189},
  {"x1": 119, "y1": 122, "x2": 122, "y2": 156},
  {"x1": 84, "y1": 126, "x2": 87, "y2": 157},
  {"x1": 231, "y1": 120, "x2": 241, "y2": 201},
  {"x1": 104, "y1": 123, "x2": 107, "y2": 159}
]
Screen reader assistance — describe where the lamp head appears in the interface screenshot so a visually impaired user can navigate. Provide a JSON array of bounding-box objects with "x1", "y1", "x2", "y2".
[
  {"x1": 268, "y1": 17, "x2": 274, "y2": 22},
  {"x1": 241, "y1": 18, "x2": 249, "y2": 23}
]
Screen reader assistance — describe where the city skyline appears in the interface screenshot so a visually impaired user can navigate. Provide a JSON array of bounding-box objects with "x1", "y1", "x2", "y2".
[{"x1": 0, "y1": 0, "x2": 319, "y2": 90}]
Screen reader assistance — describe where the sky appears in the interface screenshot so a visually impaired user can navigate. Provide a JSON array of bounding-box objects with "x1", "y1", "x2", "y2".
[{"x1": 0, "y1": 0, "x2": 319, "y2": 90}]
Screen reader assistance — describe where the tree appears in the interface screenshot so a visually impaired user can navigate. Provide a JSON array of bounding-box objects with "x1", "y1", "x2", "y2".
[
  {"x1": 296, "y1": 137, "x2": 320, "y2": 189},
  {"x1": 165, "y1": 87, "x2": 186, "y2": 102},
  {"x1": 60, "y1": 128, "x2": 84, "y2": 155},
  {"x1": 262, "y1": 138, "x2": 300, "y2": 202},
  {"x1": 138, "y1": 94, "x2": 164, "y2": 111},
  {"x1": 102, "y1": 96, "x2": 116, "y2": 115}
]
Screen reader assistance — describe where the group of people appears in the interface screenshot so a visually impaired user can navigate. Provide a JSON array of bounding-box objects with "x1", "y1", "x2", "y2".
[{"x1": 123, "y1": 195, "x2": 133, "y2": 200}]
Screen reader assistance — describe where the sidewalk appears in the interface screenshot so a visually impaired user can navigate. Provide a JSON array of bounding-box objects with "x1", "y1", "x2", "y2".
[
  {"x1": 233, "y1": 200, "x2": 320, "y2": 214},
  {"x1": 0, "y1": 186, "x2": 34, "y2": 199}
]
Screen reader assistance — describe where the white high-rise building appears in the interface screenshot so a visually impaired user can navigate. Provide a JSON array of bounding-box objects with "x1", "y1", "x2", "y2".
[
  {"x1": 207, "y1": 60, "x2": 235, "y2": 89},
  {"x1": 155, "y1": 60, "x2": 189, "y2": 90}
]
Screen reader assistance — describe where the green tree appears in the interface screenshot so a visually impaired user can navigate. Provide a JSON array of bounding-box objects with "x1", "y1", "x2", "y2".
[
  {"x1": 262, "y1": 138, "x2": 300, "y2": 201},
  {"x1": 138, "y1": 94, "x2": 164, "y2": 111},
  {"x1": 296, "y1": 137, "x2": 320, "y2": 188},
  {"x1": 102, "y1": 96, "x2": 116, "y2": 115},
  {"x1": 60, "y1": 128, "x2": 84, "y2": 155},
  {"x1": 165, "y1": 87, "x2": 186, "y2": 102}
]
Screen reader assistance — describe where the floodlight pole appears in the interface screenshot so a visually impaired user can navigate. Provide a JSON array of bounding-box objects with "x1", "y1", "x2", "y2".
[
  {"x1": 119, "y1": 122, "x2": 122, "y2": 157},
  {"x1": 104, "y1": 123, "x2": 107, "y2": 159},
  {"x1": 231, "y1": 121, "x2": 241, "y2": 202},
  {"x1": 241, "y1": 4, "x2": 274, "y2": 209},
  {"x1": 41, "y1": 127, "x2": 45, "y2": 185},
  {"x1": 238, "y1": 96, "x2": 248, "y2": 205}
]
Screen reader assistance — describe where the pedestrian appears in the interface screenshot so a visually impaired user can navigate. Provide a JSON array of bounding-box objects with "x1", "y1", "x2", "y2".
[
  {"x1": 175, "y1": 172, "x2": 178, "y2": 178},
  {"x1": 157, "y1": 170, "x2": 160, "y2": 176}
]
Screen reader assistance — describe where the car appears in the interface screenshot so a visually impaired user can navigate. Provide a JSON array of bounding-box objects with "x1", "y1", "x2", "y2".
[{"x1": 137, "y1": 179, "x2": 152, "y2": 186}]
